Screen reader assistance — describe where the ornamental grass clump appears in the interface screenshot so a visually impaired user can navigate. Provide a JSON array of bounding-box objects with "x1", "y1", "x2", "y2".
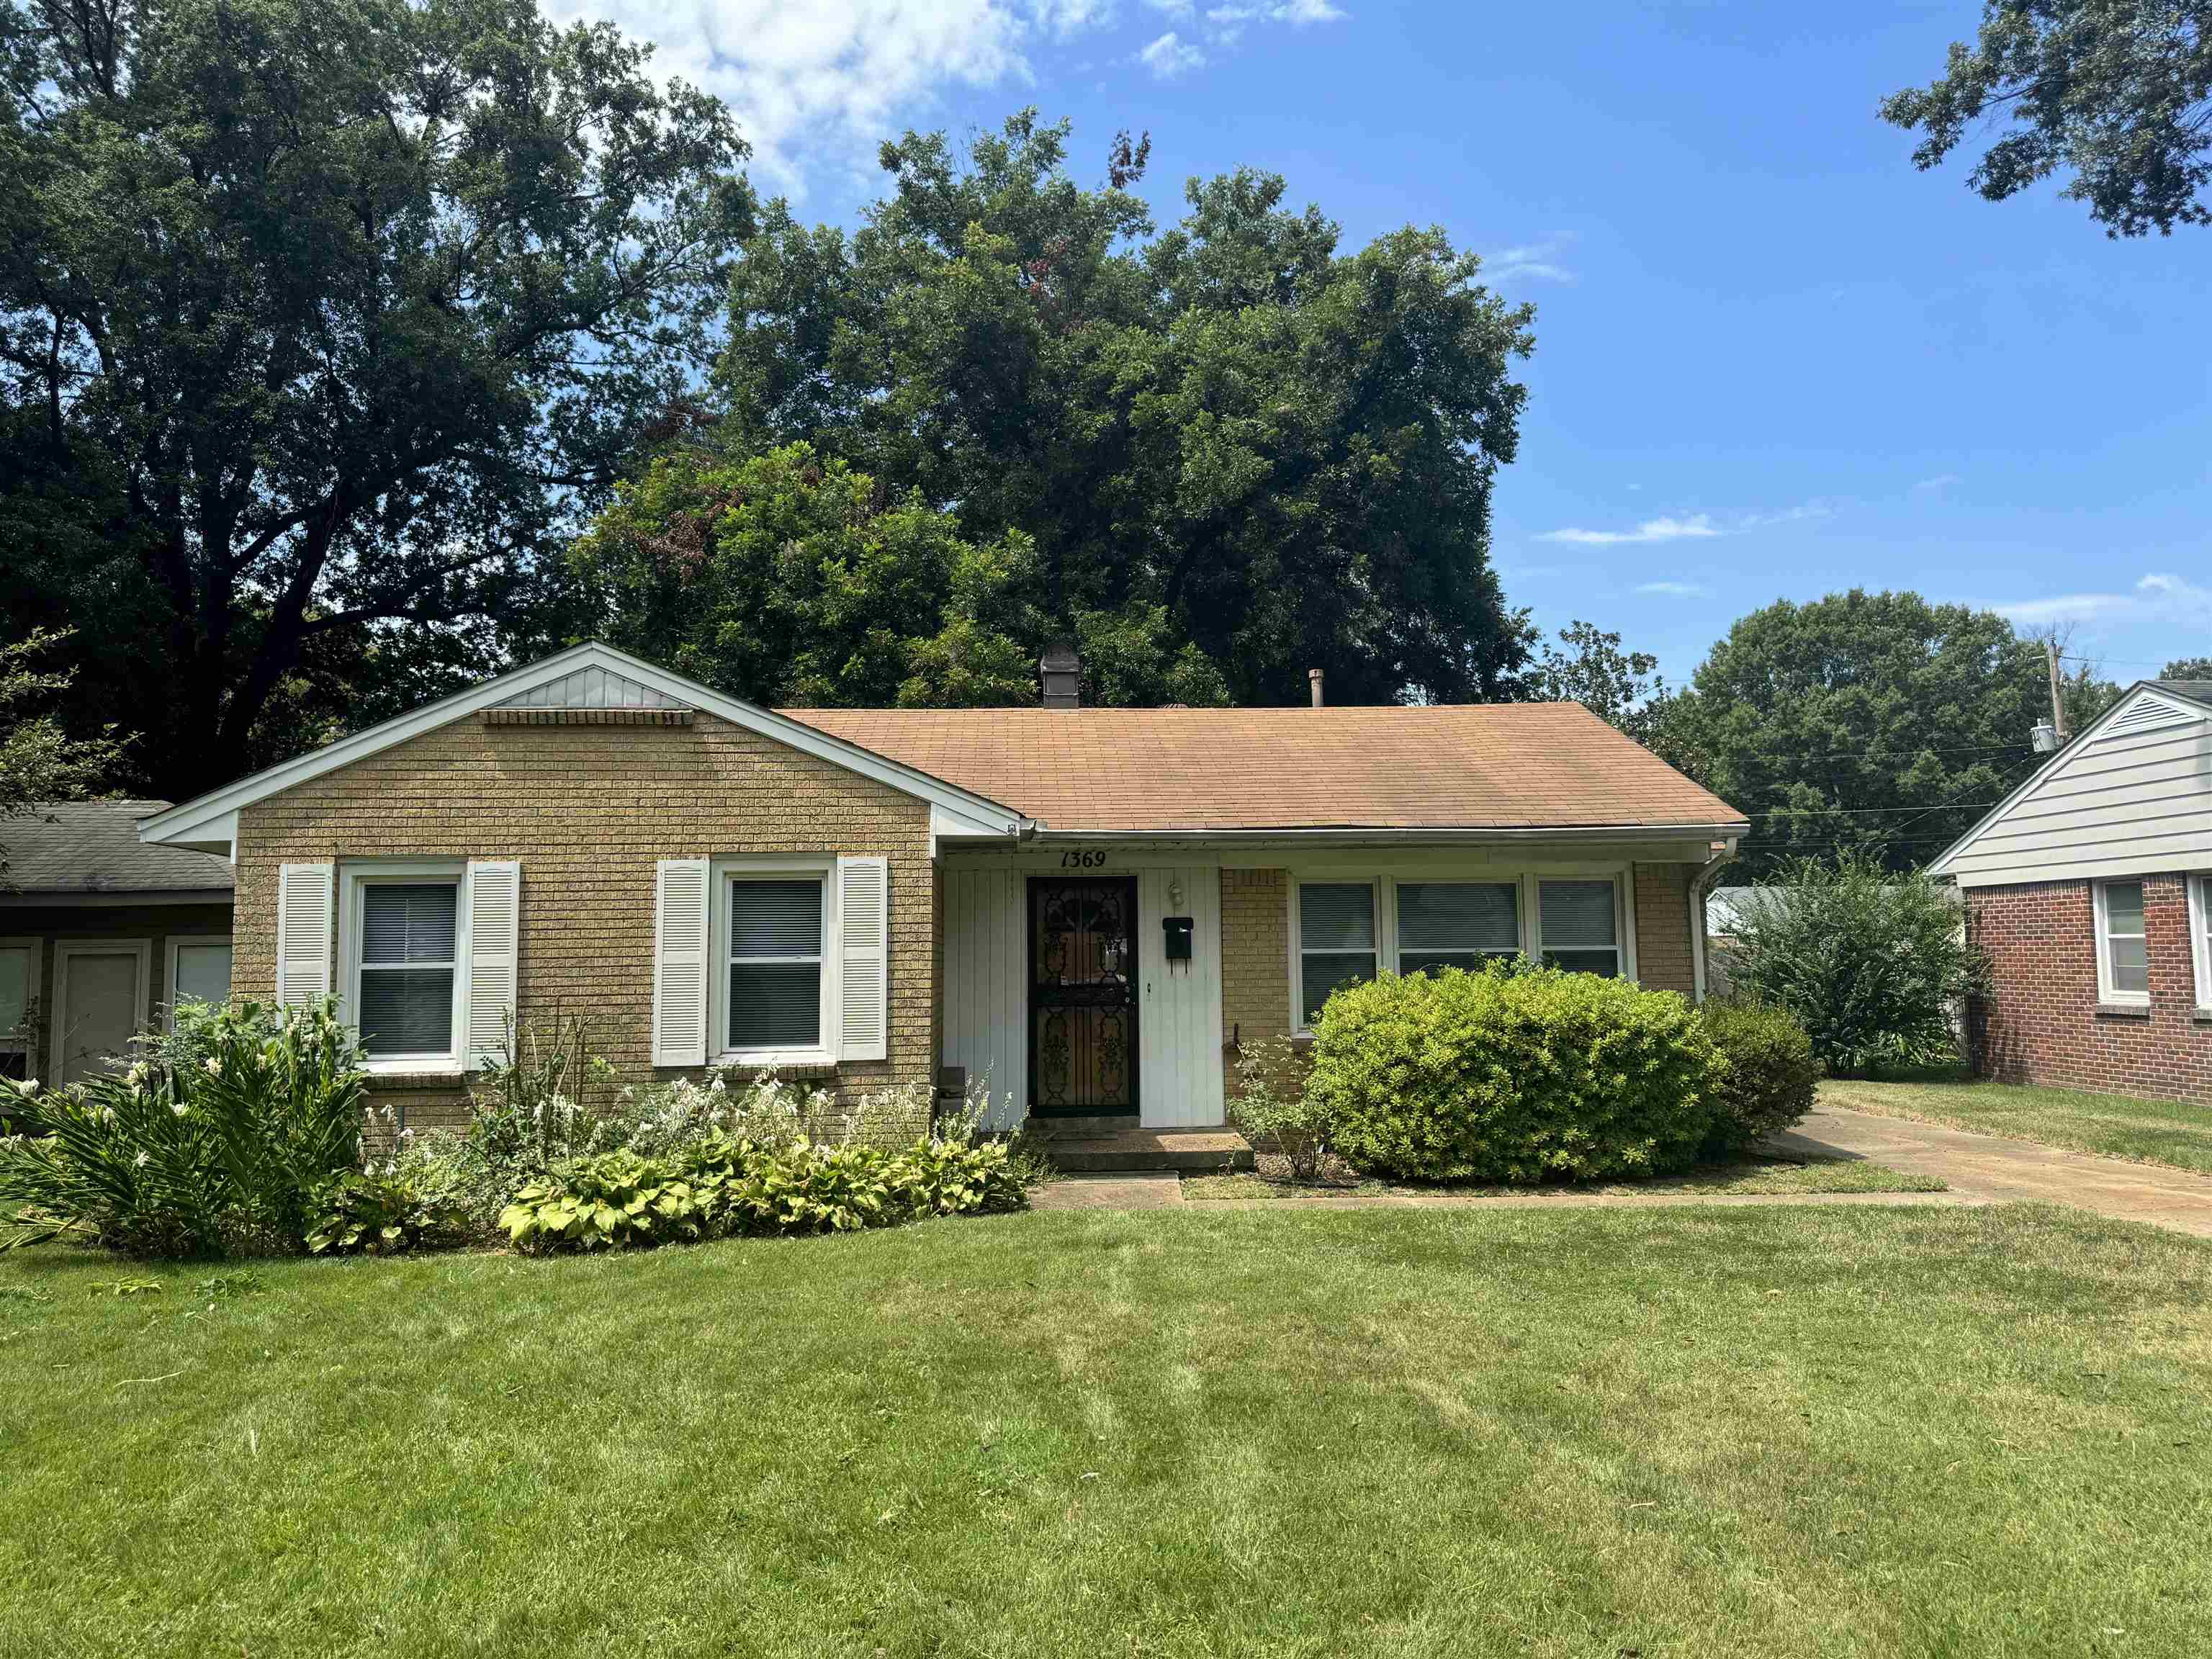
[{"x1": 1308, "y1": 962, "x2": 1722, "y2": 1184}]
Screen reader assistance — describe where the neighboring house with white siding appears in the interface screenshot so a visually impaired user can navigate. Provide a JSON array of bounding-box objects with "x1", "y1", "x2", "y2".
[
  {"x1": 1929, "y1": 679, "x2": 2212, "y2": 1103},
  {"x1": 136, "y1": 642, "x2": 1745, "y2": 1144}
]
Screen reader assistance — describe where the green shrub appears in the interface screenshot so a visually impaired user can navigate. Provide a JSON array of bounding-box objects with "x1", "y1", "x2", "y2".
[
  {"x1": 1718, "y1": 854, "x2": 1984, "y2": 1076},
  {"x1": 307, "y1": 1169, "x2": 466, "y2": 1255},
  {"x1": 0, "y1": 999, "x2": 367, "y2": 1256},
  {"x1": 1309, "y1": 963, "x2": 1721, "y2": 1184},
  {"x1": 1696, "y1": 999, "x2": 1820, "y2": 1156},
  {"x1": 1227, "y1": 1034, "x2": 1334, "y2": 1182},
  {"x1": 501, "y1": 1120, "x2": 1034, "y2": 1254}
]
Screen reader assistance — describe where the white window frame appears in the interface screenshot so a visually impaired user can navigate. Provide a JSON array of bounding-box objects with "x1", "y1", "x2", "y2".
[
  {"x1": 49, "y1": 937, "x2": 153, "y2": 1082},
  {"x1": 710, "y1": 855, "x2": 840, "y2": 1069},
  {"x1": 1286, "y1": 864, "x2": 1637, "y2": 1034},
  {"x1": 2188, "y1": 875, "x2": 2212, "y2": 1015},
  {"x1": 1532, "y1": 876, "x2": 1630, "y2": 979},
  {"x1": 0, "y1": 936, "x2": 40, "y2": 1075},
  {"x1": 341, "y1": 861, "x2": 471, "y2": 1074},
  {"x1": 1391, "y1": 878, "x2": 1524, "y2": 976},
  {"x1": 1290, "y1": 877, "x2": 1384, "y2": 1032},
  {"x1": 2092, "y1": 876, "x2": 2151, "y2": 1008},
  {"x1": 162, "y1": 933, "x2": 233, "y2": 1030}
]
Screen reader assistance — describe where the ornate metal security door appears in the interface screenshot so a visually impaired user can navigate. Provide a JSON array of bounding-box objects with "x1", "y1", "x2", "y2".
[{"x1": 1028, "y1": 877, "x2": 1139, "y2": 1115}]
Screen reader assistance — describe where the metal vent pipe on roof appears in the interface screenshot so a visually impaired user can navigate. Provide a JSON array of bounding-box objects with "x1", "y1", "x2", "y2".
[{"x1": 1309, "y1": 668, "x2": 1323, "y2": 708}]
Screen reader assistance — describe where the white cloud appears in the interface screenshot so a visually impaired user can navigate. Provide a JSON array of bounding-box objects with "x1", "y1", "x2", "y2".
[
  {"x1": 1034, "y1": 0, "x2": 1116, "y2": 34},
  {"x1": 1206, "y1": 0, "x2": 1346, "y2": 31},
  {"x1": 1143, "y1": 0, "x2": 1193, "y2": 14},
  {"x1": 1484, "y1": 238, "x2": 1577, "y2": 284},
  {"x1": 1139, "y1": 29, "x2": 1205, "y2": 76},
  {"x1": 1635, "y1": 580, "x2": 1705, "y2": 597},
  {"x1": 1995, "y1": 572, "x2": 2212, "y2": 629},
  {"x1": 537, "y1": 0, "x2": 1037, "y2": 194},
  {"x1": 1538, "y1": 514, "x2": 1720, "y2": 546},
  {"x1": 1912, "y1": 472, "x2": 1961, "y2": 493}
]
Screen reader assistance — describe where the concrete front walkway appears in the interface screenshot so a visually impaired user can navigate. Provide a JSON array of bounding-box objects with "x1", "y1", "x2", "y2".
[{"x1": 1777, "y1": 1105, "x2": 2212, "y2": 1239}]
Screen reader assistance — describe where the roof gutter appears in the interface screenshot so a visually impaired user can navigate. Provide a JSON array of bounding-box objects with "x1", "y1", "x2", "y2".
[{"x1": 943, "y1": 823, "x2": 1748, "y2": 848}]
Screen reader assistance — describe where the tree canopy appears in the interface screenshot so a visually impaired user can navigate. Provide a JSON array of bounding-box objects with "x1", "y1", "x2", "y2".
[
  {"x1": 2163, "y1": 655, "x2": 2212, "y2": 678},
  {"x1": 0, "y1": 0, "x2": 752, "y2": 795},
  {"x1": 1881, "y1": 0, "x2": 2212, "y2": 236},
  {"x1": 575, "y1": 442, "x2": 1049, "y2": 709},
  {"x1": 709, "y1": 111, "x2": 1537, "y2": 708},
  {"x1": 1524, "y1": 619, "x2": 1671, "y2": 745},
  {"x1": 1656, "y1": 590, "x2": 2075, "y2": 876},
  {"x1": 0, "y1": 629, "x2": 122, "y2": 881}
]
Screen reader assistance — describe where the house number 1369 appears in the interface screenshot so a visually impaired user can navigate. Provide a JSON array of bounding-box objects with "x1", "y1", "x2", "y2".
[{"x1": 1059, "y1": 850, "x2": 1107, "y2": 868}]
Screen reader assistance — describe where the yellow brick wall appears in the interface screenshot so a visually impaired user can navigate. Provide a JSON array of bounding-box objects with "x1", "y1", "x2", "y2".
[
  {"x1": 233, "y1": 712, "x2": 937, "y2": 1136},
  {"x1": 1632, "y1": 863, "x2": 1696, "y2": 995},
  {"x1": 1218, "y1": 868, "x2": 1292, "y2": 1107}
]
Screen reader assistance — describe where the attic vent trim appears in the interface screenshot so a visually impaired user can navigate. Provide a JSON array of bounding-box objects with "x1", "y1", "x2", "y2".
[
  {"x1": 482, "y1": 708, "x2": 693, "y2": 727},
  {"x1": 2098, "y1": 691, "x2": 2200, "y2": 742}
]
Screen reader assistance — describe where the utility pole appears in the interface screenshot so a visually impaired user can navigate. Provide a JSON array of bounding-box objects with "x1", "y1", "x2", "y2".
[{"x1": 2045, "y1": 637, "x2": 2070, "y2": 745}]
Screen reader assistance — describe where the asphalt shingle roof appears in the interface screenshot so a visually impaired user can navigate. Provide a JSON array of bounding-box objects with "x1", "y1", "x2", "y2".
[
  {"x1": 2, "y1": 801, "x2": 233, "y2": 894},
  {"x1": 782, "y1": 703, "x2": 1744, "y2": 833}
]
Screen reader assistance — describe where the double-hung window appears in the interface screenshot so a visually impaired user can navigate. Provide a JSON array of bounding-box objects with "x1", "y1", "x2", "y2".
[
  {"x1": 1538, "y1": 879, "x2": 1622, "y2": 978},
  {"x1": 356, "y1": 881, "x2": 462, "y2": 1062},
  {"x1": 726, "y1": 876, "x2": 827, "y2": 1054},
  {"x1": 1398, "y1": 882, "x2": 1520, "y2": 974},
  {"x1": 2192, "y1": 876, "x2": 2212, "y2": 1013},
  {"x1": 1298, "y1": 882, "x2": 1377, "y2": 1025},
  {"x1": 2095, "y1": 878, "x2": 2149, "y2": 1004}
]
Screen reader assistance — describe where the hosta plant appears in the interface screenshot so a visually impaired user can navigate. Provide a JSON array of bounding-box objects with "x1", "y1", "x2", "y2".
[{"x1": 307, "y1": 1170, "x2": 466, "y2": 1255}]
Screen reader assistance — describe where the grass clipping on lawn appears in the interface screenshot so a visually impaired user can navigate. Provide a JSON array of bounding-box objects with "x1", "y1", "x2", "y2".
[
  {"x1": 1184, "y1": 1153, "x2": 1948, "y2": 1201},
  {"x1": 3, "y1": 1203, "x2": 2208, "y2": 1656}
]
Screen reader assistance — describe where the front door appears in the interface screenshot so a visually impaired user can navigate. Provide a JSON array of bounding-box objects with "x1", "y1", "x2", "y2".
[{"x1": 1028, "y1": 877, "x2": 1139, "y2": 1116}]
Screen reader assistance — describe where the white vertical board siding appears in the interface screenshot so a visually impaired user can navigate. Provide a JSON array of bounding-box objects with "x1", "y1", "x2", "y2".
[
  {"x1": 1137, "y1": 866, "x2": 1225, "y2": 1128},
  {"x1": 940, "y1": 867, "x2": 1029, "y2": 1128}
]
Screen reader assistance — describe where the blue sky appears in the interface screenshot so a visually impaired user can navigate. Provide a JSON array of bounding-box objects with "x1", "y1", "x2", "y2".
[{"x1": 552, "y1": 0, "x2": 2212, "y2": 688}]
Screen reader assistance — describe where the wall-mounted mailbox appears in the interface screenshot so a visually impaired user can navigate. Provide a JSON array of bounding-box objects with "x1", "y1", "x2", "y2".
[{"x1": 1162, "y1": 915, "x2": 1194, "y2": 963}]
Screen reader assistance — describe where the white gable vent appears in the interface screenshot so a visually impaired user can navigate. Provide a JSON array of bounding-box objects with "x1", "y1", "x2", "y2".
[
  {"x1": 2097, "y1": 690, "x2": 2203, "y2": 742},
  {"x1": 483, "y1": 665, "x2": 694, "y2": 727}
]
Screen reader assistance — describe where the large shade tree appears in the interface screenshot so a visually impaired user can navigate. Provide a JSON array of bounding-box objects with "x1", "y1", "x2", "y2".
[
  {"x1": 575, "y1": 442, "x2": 1047, "y2": 709},
  {"x1": 0, "y1": 0, "x2": 752, "y2": 795},
  {"x1": 1658, "y1": 590, "x2": 2082, "y2": 876},
  {"x1": 1882, "y1": 0, "x2": 2212, "y2": 236},
  {"x1": 712, "y1": 112, "x2": 1537, "y2": 707}
]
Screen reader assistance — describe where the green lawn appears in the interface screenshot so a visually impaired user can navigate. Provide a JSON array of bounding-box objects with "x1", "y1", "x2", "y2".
[
  {"x1": 1825, "y1": 1075, "x2": 2212, "y2": 1175},
  {"x1": 4, "y1": 1207, "x2": 2209, "y2": 1657},
  {"x1": 1184, "y1": 1154, "x2": 1947, "y2": 1201}
]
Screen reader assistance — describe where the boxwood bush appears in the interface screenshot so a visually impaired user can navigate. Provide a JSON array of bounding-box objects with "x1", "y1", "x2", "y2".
[
  {"x1": 1696, "y1": 999, "x2": 1820, "y2": 1156},
  {"x1": 1308, "y1": 963, "x2": 1722, "y2": 1184}
]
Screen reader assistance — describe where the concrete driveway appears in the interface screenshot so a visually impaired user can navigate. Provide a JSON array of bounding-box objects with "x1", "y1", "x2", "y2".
[{"x1": 1776, "y1": 1106, "x2": 2212, "y2": 1239}]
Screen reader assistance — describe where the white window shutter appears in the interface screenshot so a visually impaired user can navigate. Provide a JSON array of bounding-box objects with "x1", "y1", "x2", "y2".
[
  {"x1": 465, "y1": 860, "x2": 521, "y2": 1071},
  {"x1": 837, "y1": 855, "x2": 889, "y2": 1062},
  {"x1": 652, "y1": 858, "x2": 711, "y2": 1067},
  {"x1": 275, "y1": 861, "x2": 334, "y2": 1008}
]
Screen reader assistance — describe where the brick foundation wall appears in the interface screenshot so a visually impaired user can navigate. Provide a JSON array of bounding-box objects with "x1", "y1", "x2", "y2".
[
  {"x1": 234, "y1": 711, "x2": 937, "y2": 1137},
  {"x1": 1966, "y1": 876, "x2": 2212, "y2": 1105},
  {"x1": 1632, "y1": 863, "x2": 1695, "y2": 995}
]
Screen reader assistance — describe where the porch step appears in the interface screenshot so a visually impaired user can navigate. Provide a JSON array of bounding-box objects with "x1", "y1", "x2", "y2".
[{"x1": 1040, "y1": 1127, "x2": 1254, "y2": 1174}]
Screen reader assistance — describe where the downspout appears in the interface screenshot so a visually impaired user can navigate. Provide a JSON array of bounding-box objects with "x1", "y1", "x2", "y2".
[{"x1": 1689, "y1": 840, "x2": 1737, "y2": 1005}]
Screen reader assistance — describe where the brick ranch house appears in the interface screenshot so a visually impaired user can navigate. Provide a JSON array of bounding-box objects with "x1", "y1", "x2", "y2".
[
  {"x1": 1930, "y1": 678, "x2": 2212, "y2": 1105},
  {"x1": 136, "y1": 642, "x2": 1747, "y2": 1138}
]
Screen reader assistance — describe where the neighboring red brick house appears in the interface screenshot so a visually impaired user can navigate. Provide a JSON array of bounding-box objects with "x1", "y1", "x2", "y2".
[
  {"x1": 1930, "y1": 679, "x2": 2212, "y2": 1105},
  {"x1": 137, "y1": 642, "x2": 1745, "y2": 1136}
]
